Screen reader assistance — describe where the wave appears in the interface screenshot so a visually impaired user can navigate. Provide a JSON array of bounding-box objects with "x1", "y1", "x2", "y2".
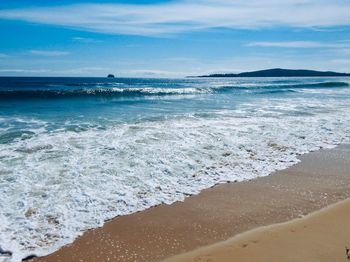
[
  {"x1": 1, "y1": 108, "x2": 350, "y2": 261},
  {"x1": 220, "y1": 81, "x2": 349, "y2": 90},
  {"x1": 0, "y1": 81, "x2": 348, "y2": 99},
  {"x1": 288, "y1": 81, "x2": 349, "y2": 88},
  {"x1": 0, "y1": 87, "x2": 211, "y2": 99},
  {"x1": 256, "y1": 89, "x2": 298, "y2": 95},
  {"x1": 1, "y1": 79, "x2": 350, "y2": 261}
]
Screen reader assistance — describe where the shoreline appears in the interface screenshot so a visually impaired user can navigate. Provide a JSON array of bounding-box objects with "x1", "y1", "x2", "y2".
[
  {"x1": 163, "y1": 143, "x2": 350, "y2": 261},
  {"x1": 33, "y1": 144, "x2": 350, "y2": 262},
  {"x1": 165, "y1": 198, "x2": 350, "y2": 262}
]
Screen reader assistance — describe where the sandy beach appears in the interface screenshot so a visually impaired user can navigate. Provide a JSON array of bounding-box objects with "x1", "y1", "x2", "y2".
[
  {"x1": 165, "y1": 198, "x2": 350, "y2": 262},
  {"x1": 31, "y1": 144, "x2": 350, "y2": 262}
]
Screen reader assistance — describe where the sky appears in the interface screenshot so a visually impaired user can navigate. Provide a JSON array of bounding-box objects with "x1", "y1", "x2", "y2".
[{"x1": 0, "y1": 0, "x2": 350, "y2": 77}]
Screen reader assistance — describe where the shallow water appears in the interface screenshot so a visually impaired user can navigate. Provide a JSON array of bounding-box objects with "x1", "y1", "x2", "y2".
[{"x1": 0, "y1": 77, "x2": 350, "y2": 261}]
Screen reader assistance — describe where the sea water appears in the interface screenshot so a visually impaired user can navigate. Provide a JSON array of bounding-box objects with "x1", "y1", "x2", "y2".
[{"x1": 0, "y1": 77, "x2": 349, "y2": 261}]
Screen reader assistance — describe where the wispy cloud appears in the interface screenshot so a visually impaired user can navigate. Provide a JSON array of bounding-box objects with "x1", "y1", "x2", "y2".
[
  {"x1": 248, "y1": 40, "x2": 350, "y2": 48},
  {"x1": 0, "y1": 67, "x2": 106, "y2": 76},
  {"x1": 72, "y1": 37, "x2": 101, "y2": 43},
  {"x1": 29, "y1": 50, "x2": 70, "y2": 56},
  {"x1": 0, "y1": 68, "x2": 50, "y2": 73},
  {"x1": 248, "y1": 41, "x2": 326, "y2": 48},
  {"x1": 0, "y1": 0, "x2": 350, "y2": 36},
  {"x1": 331, "y1": 59, "x2": 350, "y2": 64},
  {"x1": 57, "y1": 67, "x2": 107, "y2": 75},
  {"x1": 117, "y1": 69, "x2": 187, "y2": 77},
  {"x1": 0, "y1": 53, "x2": 9, "y2": 58}
]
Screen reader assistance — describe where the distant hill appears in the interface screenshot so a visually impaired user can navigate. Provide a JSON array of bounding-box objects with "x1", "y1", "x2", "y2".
[{"x1": 197, "y1": 68, "x2": 350, "y2": 78}]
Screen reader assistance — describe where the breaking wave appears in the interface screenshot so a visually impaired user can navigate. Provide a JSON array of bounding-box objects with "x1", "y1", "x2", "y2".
[{"x1": 0, "y1": 81, "x2": 348, "y2": 99}]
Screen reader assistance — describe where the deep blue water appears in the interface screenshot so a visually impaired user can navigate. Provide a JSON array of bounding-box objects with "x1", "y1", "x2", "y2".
[{"x1": 0, "y1": 76, "x2": 349, "y2": 136}]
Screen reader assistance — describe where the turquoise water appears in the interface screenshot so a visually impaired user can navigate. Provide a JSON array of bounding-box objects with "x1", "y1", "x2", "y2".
[
  {"x1": 0, "y1": 77, "x2": 349, "y2": 135},
  {"x1": 1, "y1": 77, "x2": 350, "y2": 261}
]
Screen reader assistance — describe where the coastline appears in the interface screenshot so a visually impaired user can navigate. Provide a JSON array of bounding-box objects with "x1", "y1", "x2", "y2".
[
  {"x1": 32, "y1": 144, "x2": 350, "y2": 262},
  {"x1": 165, "y1": 198, "x2": 350, "y2": 262}
]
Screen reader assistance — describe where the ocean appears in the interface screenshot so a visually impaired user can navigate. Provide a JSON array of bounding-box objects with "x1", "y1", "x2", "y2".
[{"x1": 0, "y1": 77, "x2": 350, "y2": 261}]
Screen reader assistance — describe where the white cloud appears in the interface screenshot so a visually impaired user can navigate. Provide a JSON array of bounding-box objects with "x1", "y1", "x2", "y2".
[
  {"x1": 0, "y1": 68, "x2": 50, "y2": 73},
  {"x1": 57, "y1": 67, "x2": 107, "y2": 74},
  {"x1": 248, "y1": 41, "x2": 350, "y2": 48},
  {"x1": 248, "y1": 41, "x2": 326, "y2": 48},
  {"x1": 0, "y1": 67, "x2": 106, "y2": 76},
  {"x1": 331, "y1": 59, "x2": 350, "y2": 64},
  {"x1": 116, "y1": 69, "x2": 188, "y2": 77},
  {"x1": 29, "y1": 50, "x2": 70, "y2": 56},
  {"x1": 72, "y1": 37, "x2": 101, "y2": 43},
  {"x1": 0, "y1": 0, "x2": 349, "y2": 36},
  {"x1": 335, "y1": 49, "x2": 350, "y2": 55},
  {"x1": 0, "y1": 67, "x2": 184, "y2": 77}
]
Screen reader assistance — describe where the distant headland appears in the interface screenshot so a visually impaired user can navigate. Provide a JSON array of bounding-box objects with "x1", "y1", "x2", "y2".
[{"x1": 195, "y1": 68, "x2": 350, "y2": 78}]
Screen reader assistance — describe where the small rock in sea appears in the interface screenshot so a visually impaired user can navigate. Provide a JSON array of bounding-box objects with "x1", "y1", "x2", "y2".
[
  {"x1": 222, "y1": 151, "x2": 231, "y2": 157},
  {"x1": 0, "y1": 247, "x2": 12, "y2": 256},
  {"x1": 25, "y1": 208, "x2": 36, "y2": 218},
  {"x1": 267, "y1": 141, "x2": 287, "y2": 151},
  {"x1": 47, "y1": 215, "x2": 60, "y2": 225},
  {"x1": 41, "y1": 193, "x2": 48, "y2": 199}
]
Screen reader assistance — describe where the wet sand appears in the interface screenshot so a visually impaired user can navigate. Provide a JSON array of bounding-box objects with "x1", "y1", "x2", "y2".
[
  {"x1": 165, "y1": 198, "x2": 350, "y2": 262},
  {"x1": 33, "y1": 145, "x2": 350, "y2": 262}
]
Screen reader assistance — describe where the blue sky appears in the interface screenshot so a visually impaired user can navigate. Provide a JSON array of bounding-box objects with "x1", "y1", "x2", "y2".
[{"x1": 0, "y1": 0, "x2": 350, "y2": 77}]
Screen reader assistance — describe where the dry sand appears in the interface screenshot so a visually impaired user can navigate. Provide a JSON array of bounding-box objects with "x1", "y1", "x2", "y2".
[
  {"x1": 165, "y1": 198, "x2": 350, "y2": 262},
  {"x1": 33, "y1": 145, "x2": 350, "y2": 262}
]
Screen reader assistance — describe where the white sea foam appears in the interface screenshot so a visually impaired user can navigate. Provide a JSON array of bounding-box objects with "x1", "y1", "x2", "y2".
[
  {"x1": 0, "y1": 97, "x2": 350, "y2": 261},
  {"x1": 108, "y1": 87, "x2": 214, "y2": 95}
]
